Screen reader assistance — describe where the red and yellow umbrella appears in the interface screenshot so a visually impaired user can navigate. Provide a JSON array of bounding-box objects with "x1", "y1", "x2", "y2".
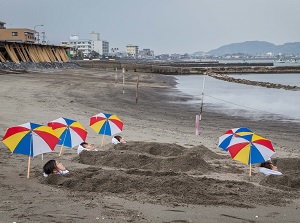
[
  {"x1": 1, "y1": 122, "x2": 60, "y2": 178},
  {"x1": 48, "y1": 117, "x2": 87, "y2": 156},
  {"x1": 90, "y1": 113, "x2": 123, "y2": 145},
  {"x1": 219, "y1": 128, "x2": 275, "y2": 176}
]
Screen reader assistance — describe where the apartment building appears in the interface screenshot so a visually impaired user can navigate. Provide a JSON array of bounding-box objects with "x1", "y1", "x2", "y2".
[
  {"x1": 126, "y1": 44, "x2": 139, "y2": 58},
  {"x1": 90, "y1": 31, "x2": 109, "y2": 56},
  {"x1": 0, "y1": 21, "x2": 35, "y2": 43},
  {"x1": 60, "y1": 32, "x2": 109, "y2": 57}
]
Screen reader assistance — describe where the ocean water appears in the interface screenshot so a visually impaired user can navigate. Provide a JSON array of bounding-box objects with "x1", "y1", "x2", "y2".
[
  {"x1": 228, "y1": 73, "x2": 300, "y2": 86},
  {"x1": 175, "y1": 74, "x2": 300, "y2": 123},
  {"x1": 218, "y1": 59, "x2": 300, "y2": 67}
]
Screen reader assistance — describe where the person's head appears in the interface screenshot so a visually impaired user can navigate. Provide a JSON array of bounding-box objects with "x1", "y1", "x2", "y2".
[
  {"x1": 112, "y1": 135, "x2": 126, "y2": 145},
  {"x1": 43, "y1": 160, "x2": 57, "y2": 174},
  {"x1": 43, "y1": 160, "x2": 65, "y2": 174},
  {"x1": 80, "y1": 142, "x2": 88, "y2": 148},
  {"x1": 114, "y1": 135, "x2": 126, "y2": 143},
  {"x1": 260, "y1": 160, "x2": 273, "y2": 169}
]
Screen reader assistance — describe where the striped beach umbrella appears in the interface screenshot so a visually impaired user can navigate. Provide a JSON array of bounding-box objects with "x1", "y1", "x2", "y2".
[
  {"x1": 218, "y1": 127, "x2": 275, "y2": 176},
  {"x1": 227, "y1": 133, "x2": 275, "y2": 165},
  {"x1": 90, "y1": 112, "x2": 123, "y2": 145},
  {"x1": 1, "y1": 122, "x2": 60, "y2": 178},
  {"x1": 218, "y1": 127, "x2": 253, "y2": 151},
  {"x1": 48, "y1": 117, "x2": 88, "y2": 156}
]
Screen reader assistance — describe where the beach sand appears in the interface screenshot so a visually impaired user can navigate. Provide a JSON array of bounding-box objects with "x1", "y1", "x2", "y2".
[{"x1": 0, "y1": 68, "x2": 300, "y2": 223}]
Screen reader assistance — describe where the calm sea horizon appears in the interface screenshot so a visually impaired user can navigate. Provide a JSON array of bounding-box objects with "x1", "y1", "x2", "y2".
[{"x1": 175, "y1": 73, "x2": 300, "y2": 123}]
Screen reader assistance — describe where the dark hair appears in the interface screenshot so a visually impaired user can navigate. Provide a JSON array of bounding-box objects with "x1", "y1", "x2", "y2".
[
  {"x1": 260, "y1": 160, "x2": 273, "y2": 169},
  {"x1": 43, "y1": 160, "x2": 57, "y2": 175},
  {"x1": 80, "y1": 142, "x2": 88, "y2": 147},
  {"x1": 114, "y1": 135, "x2": 122, "y2": 142}
]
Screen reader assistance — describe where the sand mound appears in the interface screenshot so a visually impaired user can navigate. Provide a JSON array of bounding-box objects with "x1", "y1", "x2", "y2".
[
  {"x1": 76, "y1": 142, "x2": 228, "y2": 174},
  {"x1": 272, "y1": 158, "x2": 300, "y2": 172},
  {"x1": 42, "y1": 167, "x2": 296, "y2": 208},
  {"x1": 39, "y1": 142, "x2": 297, "y2": 208},
  {"x1": 259, "y1": 158, "x2": 300, "y2": 191},
  {"x1": 111, "y1": 141, "x2": 188, "y2": 157}
]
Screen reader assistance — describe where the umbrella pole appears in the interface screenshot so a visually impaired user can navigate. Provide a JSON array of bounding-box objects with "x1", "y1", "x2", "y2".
[
  {"x1": 59, "y1": 129, "x2": 68, "y2": 156},
  {"x1": 249, "y1": 164, "x2": 252, "y2": 176},
  {"x1": 101, "y1": 134, "x2": 104, "y2": 147},
  {"x1": 27, "y1": 156, "x2": 31, "y2": 179},
  {"x1": 59, "y1": 145, "x2": 64, "y2": 156}
]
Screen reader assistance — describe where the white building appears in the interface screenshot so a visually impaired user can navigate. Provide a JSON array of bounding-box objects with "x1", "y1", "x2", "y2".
[
  {"x1": 126, "y1": 44, "x2": 139, "y2": 58},
  {"x1": 139, "y1": 48, "x2": 155, "y2": 59},
  {"x1": 60, "y1": 32, "x2": 109, "y2": 57},
  {"x1": 90, "y1": 31, "x2": 109, "y2": 56}
]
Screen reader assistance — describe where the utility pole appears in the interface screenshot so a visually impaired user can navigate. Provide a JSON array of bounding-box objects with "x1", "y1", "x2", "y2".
[
  {"x1": 41, "y1": 31, "x2": 46, "y2": 44},
  {"x1": 34, "y1": 24, "x2": 43, "y2": 44}
]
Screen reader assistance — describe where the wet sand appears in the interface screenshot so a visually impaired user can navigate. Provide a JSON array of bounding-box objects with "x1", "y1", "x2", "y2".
[{"x1": 0, "y1": 68, "x2": 300, "y2": 222}]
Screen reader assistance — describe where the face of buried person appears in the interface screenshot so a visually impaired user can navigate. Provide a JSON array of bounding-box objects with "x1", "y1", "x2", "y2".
[{"x1": 54, "y1": 161, "x2": 66, "y2": 172}]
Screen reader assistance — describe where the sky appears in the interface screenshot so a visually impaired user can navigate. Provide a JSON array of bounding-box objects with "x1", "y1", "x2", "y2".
[{"x1": 1, "y1": 0, "x2": 299, "y2": 54}]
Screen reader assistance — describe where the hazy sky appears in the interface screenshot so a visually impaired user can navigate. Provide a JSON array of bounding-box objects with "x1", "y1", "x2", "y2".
[{"x1": 1, "y1": 0, "x2": 299, "y2": 54}]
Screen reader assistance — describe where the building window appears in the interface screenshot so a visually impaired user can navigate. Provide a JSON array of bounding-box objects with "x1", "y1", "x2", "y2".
[{"x1": 12, "y1": 32, "x2": 18, "y2": 36}]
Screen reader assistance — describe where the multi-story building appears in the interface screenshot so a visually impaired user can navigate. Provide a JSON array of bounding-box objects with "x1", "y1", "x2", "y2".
[
  {"x1": 60, "y1": 32, "x2": 109, "y2": 58},
  {"x1": 126, "y1": 44, "x2": 139, "y2": 58},
  {"x1": 0, "y1": 21, "x2": 35, "y2": 43},
  {"x1": 0, "y1": 21, "x2": 5, "y2": 29},
  {"x1": 90, "y1": 31, "x2": 109, "y2": 56},
  {"x1": 139, "y1": 48, "x2": 155, "y2": 59}
]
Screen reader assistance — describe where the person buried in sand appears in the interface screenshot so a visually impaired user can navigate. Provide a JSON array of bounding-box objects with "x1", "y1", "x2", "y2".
[
  {"x1": 43, "y1": 160, "x2": 69, "y2": 177},
  {"x1": 259, "y1": 160, "x2": 283, "y2": 176},
  {"x1": 112, "y1": 135, "x2": 126, "y2": 145},
  {"x1": 77, "y1": 141, "x2": 98, "y2": 154}
]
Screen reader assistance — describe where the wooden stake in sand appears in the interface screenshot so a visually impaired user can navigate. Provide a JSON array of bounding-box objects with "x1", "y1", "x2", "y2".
[
  {"x1": 198, "y1": 75, "x2": 206, "y2": 134},
  {"x1": 195, "y1": 115, "x2": 200, "y2": 135},
  {"x1": 115, "y1": 67, "x2": 118, "y2": 85},
  {"x1": 122, "y1": 68, "x2": 125, "y2": 94},
  {"x1": 136, "y1": 75, "x2": 140, "y2": 103}
]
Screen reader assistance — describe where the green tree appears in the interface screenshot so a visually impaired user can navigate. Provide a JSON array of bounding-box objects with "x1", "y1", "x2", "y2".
[{"x1": 90, "y1": 50, "x2": 100, "y2": 59}]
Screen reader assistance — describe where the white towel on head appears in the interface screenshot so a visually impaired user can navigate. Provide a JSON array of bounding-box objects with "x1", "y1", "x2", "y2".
[
  {"x1": 77, "y1": 145, "x2": 87, "y2": 154},
  {"x1": 112, "y1": 137, "x2": 120, "y2": 145},
  {"x1": 259, "y1": 167, "x2": 283, "y2": 176},
  {"x1": 43, "y1": 170, "x2": 69, "y2": 177}
]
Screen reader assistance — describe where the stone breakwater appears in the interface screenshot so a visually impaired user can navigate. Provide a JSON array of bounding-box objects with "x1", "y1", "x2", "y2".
[
  {"x1": 206, "y1": 71, "x2": 300, "y2": 91},
  {"x1": 78, "y1": 60, "x2": 300, "y2": 75},
  {"x1": 77, "y1": 60, "x2": 300, "y2": 91}
]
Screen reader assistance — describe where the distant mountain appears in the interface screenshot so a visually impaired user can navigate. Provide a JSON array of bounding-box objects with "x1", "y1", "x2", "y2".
[
  {"x1": 207, "y1": 41, "x2": 300, "y2": 56},
  {"x1": 191, "y1": 51, "x2": 206, "y2": 56}
]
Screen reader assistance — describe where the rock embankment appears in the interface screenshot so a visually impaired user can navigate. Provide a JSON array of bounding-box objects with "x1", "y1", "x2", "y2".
[
  {"x1": 0, "y1": 62, "x2": 81, "y2": 75},
  {"x1": 78, "y1": 60, "x2": 300, "y2": 75},
  {"x1": 206, "y1": 71, "x2": 300, "y2": 91}
]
